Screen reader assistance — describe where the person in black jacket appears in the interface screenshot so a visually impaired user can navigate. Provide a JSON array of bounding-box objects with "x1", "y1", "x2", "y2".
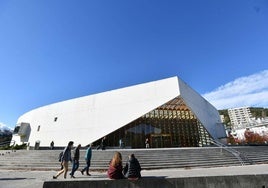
[
  {"x1": 70, "y1": 144, "x2": 81, "y2": 178},
  {"x1": 123, "y1": 154, "x2": 141, "y2": 179},
  {"x1": 96, "y1": 137, "x2": 106, "y2": 150}
]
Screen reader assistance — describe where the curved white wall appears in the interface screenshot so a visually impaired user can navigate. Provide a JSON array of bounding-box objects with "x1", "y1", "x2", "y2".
[
  {"x1": 12, "y1": 76, "x2": 226, "y2": 147},
  {"x1": 14, "y1": 77, "x2": 180, "y2": 147}
]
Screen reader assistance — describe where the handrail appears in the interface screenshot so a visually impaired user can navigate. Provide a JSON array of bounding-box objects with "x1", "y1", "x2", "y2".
[{"x1": 210, "y1": 139, "x2": 253, "y2": 166}]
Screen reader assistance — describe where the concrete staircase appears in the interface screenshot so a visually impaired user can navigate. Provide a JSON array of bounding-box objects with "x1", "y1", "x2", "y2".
[
  {"x1": 235, "y1": 146, "x2": 268, "y2": 164},
  {"x1": 1, "y1": 146, "x2": 268, "y2": 171}
]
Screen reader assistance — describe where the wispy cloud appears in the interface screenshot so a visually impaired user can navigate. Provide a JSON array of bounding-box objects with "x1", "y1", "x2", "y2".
[{"x1": 203, "y1": 70, "x2": 268, "y2": 110}]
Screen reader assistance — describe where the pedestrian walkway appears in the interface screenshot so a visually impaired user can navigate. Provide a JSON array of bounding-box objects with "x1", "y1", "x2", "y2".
[
  {"x1": 1, "y1": 164, "x2": 268, "y2": 188},
  {"x1": 1, "y1": 146, "x2": 268, "y2": 187},
  {"x1": 3, "y1": 146, "x2": 268, "y2": 171}
]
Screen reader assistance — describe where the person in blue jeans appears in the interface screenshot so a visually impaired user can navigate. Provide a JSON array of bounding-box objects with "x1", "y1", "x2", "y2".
[
  {"x1": 70, "y1": 144, "x2": 81, "y2": 178},
  {"x1": 81, "y1": 144, "x2": 92, "y2": 176}
]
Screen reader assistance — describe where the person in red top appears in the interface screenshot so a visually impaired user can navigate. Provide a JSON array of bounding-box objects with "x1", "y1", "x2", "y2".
[{"x1": 107, "y1": 151, "x2": 124, "y2": 179}]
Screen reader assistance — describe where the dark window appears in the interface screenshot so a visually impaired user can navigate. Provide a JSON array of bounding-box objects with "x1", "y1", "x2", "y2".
[{"x1": 13, "y1": 126, "x2": 20, "y2": 134}]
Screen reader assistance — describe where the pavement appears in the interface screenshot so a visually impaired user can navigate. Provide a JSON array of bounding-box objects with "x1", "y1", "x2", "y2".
[{"x1": 1, "y1": 164, "x2": 268, "y2": 188}]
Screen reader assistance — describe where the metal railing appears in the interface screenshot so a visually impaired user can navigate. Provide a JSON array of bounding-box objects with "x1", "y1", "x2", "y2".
[{"x1": 210, "y1": 139, "x2": 253, "y2": 166}]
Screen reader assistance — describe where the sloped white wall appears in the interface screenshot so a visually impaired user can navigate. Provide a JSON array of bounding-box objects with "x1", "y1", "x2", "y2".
[
  {"x1": 15, "y1": 77, "x2": 180, "y2": 147},
  {"x1": 13, "y1": 76, "x2": 226, "y2": 147},
  {"x1": 178, "y1": 78, "x2": 226, "y2": 139}
]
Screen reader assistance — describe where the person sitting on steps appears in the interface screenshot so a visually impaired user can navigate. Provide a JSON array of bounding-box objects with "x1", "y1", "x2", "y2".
[{"x1": 123, "y1": 153, "x2": 141, "y2": 180}]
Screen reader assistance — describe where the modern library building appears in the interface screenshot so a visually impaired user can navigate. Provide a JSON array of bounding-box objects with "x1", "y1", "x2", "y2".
[{"x1": 12, "y1": 76, "x2": 226, "y2": 148}]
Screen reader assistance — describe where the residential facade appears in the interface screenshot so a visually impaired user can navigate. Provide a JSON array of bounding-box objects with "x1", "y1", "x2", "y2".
[{"x1": 228, "y1": 107, "x2": 252, "y2": 129}]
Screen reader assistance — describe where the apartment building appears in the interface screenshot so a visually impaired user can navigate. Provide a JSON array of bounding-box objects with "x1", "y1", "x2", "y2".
[{"x1": 228, "y1": 107, "x2": 252, "y2": 129}]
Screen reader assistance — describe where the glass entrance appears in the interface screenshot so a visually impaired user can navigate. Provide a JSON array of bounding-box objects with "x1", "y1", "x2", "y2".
[
  {"x1": 151, "y1": 134, "x2": 172, "y2": 148},
  {"x1": 98, "y1": 97, "x2": 213, "y2": 148}
]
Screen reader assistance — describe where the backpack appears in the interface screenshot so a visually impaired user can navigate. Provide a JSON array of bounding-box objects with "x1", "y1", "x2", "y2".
[{"x1": 58, "y1": 151, "x2": 63, "y2": 162}]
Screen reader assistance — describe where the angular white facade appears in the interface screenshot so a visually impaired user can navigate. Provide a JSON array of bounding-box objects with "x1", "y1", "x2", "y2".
[{"x1": 12, "y1": 76, "x2": 226, "y2": 147}]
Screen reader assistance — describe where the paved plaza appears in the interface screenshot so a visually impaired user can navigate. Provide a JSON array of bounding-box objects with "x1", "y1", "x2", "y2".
[{"x1": 1, "y1": 164, "x2": 268, "y2": 188}]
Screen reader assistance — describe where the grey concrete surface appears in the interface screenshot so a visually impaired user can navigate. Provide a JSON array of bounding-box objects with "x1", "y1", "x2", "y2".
[
  {"x1": 1, "y1": 164, "x2": 268, "y2": 188},
  {"x1": 43, "y1": 175, "x2": 268, "y2": 188}
]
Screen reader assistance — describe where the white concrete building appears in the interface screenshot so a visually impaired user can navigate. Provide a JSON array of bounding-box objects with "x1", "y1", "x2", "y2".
[{"x1": 11, "y1": 76, "x2": 226, "y2": 148}]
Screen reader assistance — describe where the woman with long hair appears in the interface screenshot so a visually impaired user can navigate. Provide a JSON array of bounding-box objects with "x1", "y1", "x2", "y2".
[
  {"x1": 53, "y1": 141, "x2": 74, "y2": 179},
  {"x1": 107, "y1": 151, "x2": 124, "y2": 179}
]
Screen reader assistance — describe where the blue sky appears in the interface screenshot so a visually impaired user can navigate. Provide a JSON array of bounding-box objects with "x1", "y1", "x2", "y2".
[{"x1": 0, "y1": 0, "x2": 267, "y2": 129}]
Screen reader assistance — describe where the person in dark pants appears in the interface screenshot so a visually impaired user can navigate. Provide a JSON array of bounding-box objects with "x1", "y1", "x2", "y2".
[
  {"x1": 81, "y1": 144, "x2": 92, "y2": 176},
  {"x1": 123, "y1": 153, "x2": 141, "y2": 180},
  {"x1": 97, "y1": 137, "x2": 106, "y2": 150},
  {"x1": 70, "y1": 144, "x2": 81, "y2": 178},
  {"x1": 50, "y1": 141, "x2": 54, "y2": 150}
]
